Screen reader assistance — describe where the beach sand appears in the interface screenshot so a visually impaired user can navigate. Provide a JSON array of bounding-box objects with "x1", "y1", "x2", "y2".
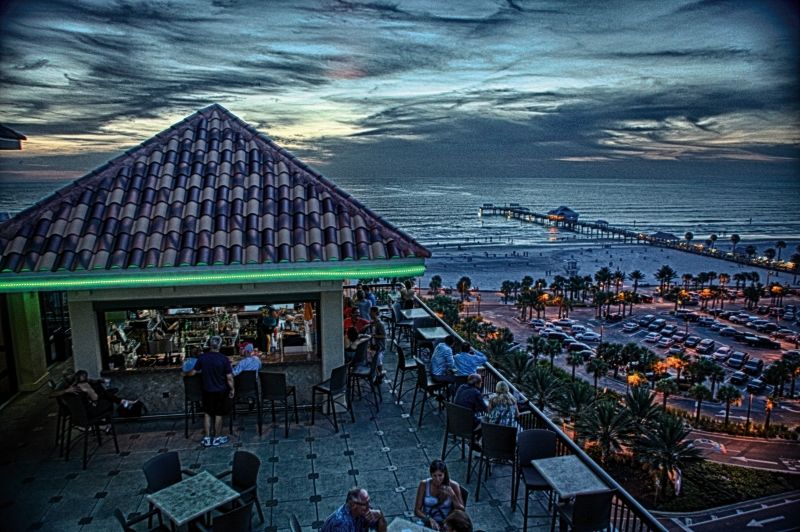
[{"x1": 420, "y1": 238, "x2": 800, "y2": 292}]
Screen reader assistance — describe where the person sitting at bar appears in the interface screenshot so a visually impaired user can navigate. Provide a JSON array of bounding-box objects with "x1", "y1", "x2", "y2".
[
  {"x1": 53, "y1": 370, "x2": 133, "y2": 418},
  {"x1": 368, "y1": 306, "x2": 387, "y2": 377},
  {"x1": 454, "y1": 373, "x2": 487, "y2": 434},
  {"x1": 186, "y1": 335, "x2": 234, "y2": 447},
  {"x1": 344, "y1": 327, "x2": 370, "y2": 363},
  {"x1": 182, "y1": 346, "x2": 202, "y2": 374},
  {"x1": 431, "y1": 335, "x2": 457, "y2": 397},
  {"x1": 486, "y1": 381, "x2": 519, "y2": 427},
  {"x1": 321, "y1": 487, "x2": 387, "y2": 532},
  {"x1": 414, "y1": 460, "x2": 465, "y2": 531},
  {"x1": 232, "y1": 343, "x2": 262, "y2": 375},
  {"x1": 454, "y1": 342, "x2": 487, "y2": 376}
]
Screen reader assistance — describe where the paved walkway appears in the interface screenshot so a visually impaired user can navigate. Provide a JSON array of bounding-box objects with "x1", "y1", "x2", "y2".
[{"x1": 0, "y1": 347, "x2": 551, "y2": 531}]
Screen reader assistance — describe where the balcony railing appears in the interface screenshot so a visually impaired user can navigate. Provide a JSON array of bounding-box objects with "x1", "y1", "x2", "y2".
[{"x1": 413, "y1": 295, "x2": 667, "y2": 532}]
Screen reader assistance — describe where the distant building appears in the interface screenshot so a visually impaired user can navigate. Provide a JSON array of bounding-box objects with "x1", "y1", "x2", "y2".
[
  {"x1": 651, "y1": 231, "x2": 679, "y2": 241},
  {"x1": 547, "y1": 206, "x2": 579, "y2": 222},
  {"x1": 0, "y1": 124, "x2": 26, "y2": 150}
]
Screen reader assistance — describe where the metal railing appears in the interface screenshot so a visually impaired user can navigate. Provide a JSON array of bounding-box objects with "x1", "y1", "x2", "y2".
[{"x1": 412, "y1": 295, "x2": 667, "y2": 532}]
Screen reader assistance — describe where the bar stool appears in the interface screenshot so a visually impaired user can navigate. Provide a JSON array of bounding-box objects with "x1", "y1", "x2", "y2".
[
  {"x1": 258, "y1": 371, "x2": 298, "y2": 437},
  {"x1": 311, "y1": 365, "x2": 354, "y2": 433}
]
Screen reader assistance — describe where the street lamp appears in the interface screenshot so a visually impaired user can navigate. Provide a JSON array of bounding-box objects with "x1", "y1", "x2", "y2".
[{"x1": 745, "y1": 392, "x2": 753, "y2": 433}]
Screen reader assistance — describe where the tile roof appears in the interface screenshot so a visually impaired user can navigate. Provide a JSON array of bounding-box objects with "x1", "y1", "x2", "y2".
[{"x1": 0, "y1": 104, "x2": 429, "y2": 276}]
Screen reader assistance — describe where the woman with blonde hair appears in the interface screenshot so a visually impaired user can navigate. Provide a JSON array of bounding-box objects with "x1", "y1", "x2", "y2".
[{"x1": 486, "y1": 381, "x2": 518, "y2": 427}]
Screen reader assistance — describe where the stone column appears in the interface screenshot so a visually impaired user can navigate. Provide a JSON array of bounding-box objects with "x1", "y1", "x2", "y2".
[
  {"x1": 7, "y1": 292, "x2": 48, "y2": 391},
  {"x1": 68, "y1": 299, "x2": 103, "y2": 378},
  {"x1": 319, "y1": 287, "x2": 344, "y2": 379}
]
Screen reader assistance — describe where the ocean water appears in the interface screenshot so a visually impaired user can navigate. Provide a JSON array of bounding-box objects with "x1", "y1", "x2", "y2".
[{"x1": 1, "y1": 175, "x2": 798, "y2": 247}]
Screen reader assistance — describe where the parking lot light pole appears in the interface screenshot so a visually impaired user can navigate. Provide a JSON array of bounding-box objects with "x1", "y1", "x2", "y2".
[{"x1": 745, "y1": 392, "x2": 753, "y2": 433}]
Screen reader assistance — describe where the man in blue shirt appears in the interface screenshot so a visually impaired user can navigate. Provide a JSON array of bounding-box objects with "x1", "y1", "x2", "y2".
[
  {"x1": 454, "y1": 342, "x2": 488, "y2": 376},
  {"x1": 430, "y1": 335, "x2": 456, "y2": 398},
  {"x1": 321, "y1": 487, "x2": 386, "y2": 532},
  {"x1": 187, "y1": 336, "x2": 234, "y2": 447},
  {"x1": 232, "y1": 343, "x2": 262, "y2": 376}
]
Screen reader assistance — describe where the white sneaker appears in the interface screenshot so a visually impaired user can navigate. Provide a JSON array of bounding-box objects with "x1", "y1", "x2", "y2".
[
  {"x1": 201, "y1": 436, "x2": 212, "y2": 447},
  {"x1": 212, "y1": 436, "x2": 229, "y2": 446}
]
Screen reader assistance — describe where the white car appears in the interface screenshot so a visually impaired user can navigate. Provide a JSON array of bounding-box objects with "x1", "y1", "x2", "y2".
[
  {"x1": 656, "y1": 337, "x2": 674, "y2": 348},
  {"x1": 576, "y1": 331, "x2": 602, "y2": 343},
  {"x1": 644, "y1": 332, "x2": 662, "y2": 343}
]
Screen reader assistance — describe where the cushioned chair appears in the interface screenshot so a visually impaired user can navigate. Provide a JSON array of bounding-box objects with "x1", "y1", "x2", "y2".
[
  {"x1": 474, "y1": 422, "x2": 517, "y2": 503},
  {"x1": 216, "y1": 451, "x2": 264, "y2": 525},
  {"x1": 514, "y1": 429, "x2": 557, "y2": 531},
  {"x1": 232, "y1": 371, "x2": 261, "y2": 435},
  {"x1": 142, "y1": 451, "x2": 196, "y2": 527},
  {"x1": 441, "y1": 402, "x2": 480, "y2": 484},
  {"x1": 258, "y1": 371, "x2": 298, "y2": 438},
  {"x1": 113, "y1": 508, "x2": 170, "y2": 531},
  {"x1": 551, "y1": 489, "x2": 615, "y2": 532},
  {"x1": 311, "y1": 365, "x2": 354, "y2": 433},
  {"x1": 184, "y1": 374, "x2": 204, "y2": 438},
  {"x1": 196, "y1": 501, "x2": 254, "y2": 532},
  {"x1": 410, "y1": 361, "x2": 448, "y2": 427},
  {"x1": 392, "y1": 342, "x2": 418, "y2": 404},
  {"x1": 61, "y1": 392, "x2": 119, "y2": 470}
]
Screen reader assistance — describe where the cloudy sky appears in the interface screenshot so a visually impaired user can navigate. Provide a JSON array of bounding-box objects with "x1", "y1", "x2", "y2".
[{"x1": 0, "y1": 0, "x2": 798, "y2": 181}]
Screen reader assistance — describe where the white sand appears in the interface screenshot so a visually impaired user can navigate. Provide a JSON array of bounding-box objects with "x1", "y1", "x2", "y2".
[{"x1": 420, "y1": 239, "x2": 799, "y2": 292}]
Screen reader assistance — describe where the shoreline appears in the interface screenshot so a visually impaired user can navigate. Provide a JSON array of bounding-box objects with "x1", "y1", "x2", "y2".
[{"x1": 420, "y1": 238, "x2": 800, "y2": 292}]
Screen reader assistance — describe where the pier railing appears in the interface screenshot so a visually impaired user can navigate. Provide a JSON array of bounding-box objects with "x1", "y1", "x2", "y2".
[{"x1": 412, "y1": 294, "x2": 668, "y2": 532}]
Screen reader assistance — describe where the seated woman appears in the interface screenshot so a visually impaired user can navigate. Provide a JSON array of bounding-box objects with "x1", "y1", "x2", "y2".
[
  {"x1": 344, "y1": 327, "x2": 370, "y2": 362},
  {"x1": 53, "y1": 370, "x2": 132, "y2": 418},
  {"x1": 486, "y1": 381, "x2": 519, "y2": 427},
  {"x1": 414, "y1": 460, "x2": 465, "y2": 531}
]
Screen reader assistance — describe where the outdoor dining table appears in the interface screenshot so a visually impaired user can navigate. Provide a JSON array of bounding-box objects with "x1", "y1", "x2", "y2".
[
  {"x1": 146, "y1": 470, "x2": 240, "y2": 528},
  {"x1": 388, "y1": 516, "x2": 427, "y2": 531},
  {"x1": 531, "y1": 454, "x2": 608, "y2": 499},
  {"x1": 401, "y1": 308, "x2": 430, "y2": 320},
  {"x1": 415, "y1": 326, "x2": 449, "y2": 341}
]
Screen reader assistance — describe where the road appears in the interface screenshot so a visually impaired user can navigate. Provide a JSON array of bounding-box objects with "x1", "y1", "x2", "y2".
[
  {"x1": 688, "y1": 430, "x2": 800, "y2": 473},
  {"x1": 659, "y1": 491, "x2": 800, "y2": 531}
]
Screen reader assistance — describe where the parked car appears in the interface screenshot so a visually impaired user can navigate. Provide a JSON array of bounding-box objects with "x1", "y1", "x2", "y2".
[
  {"x1": 576, "y1": 331, "x2": 602, "y2": 343},
  {"x1": 743, "y1": 358, "x2": 765, "y2": 376},
  {"x1": 697, "y1": 316, "x2": 716, "y2": 327},
  {"x1": 606, "y1": 313, "x2": 623, "y2": 323},
  {"x1": 713, "y1": 346, "x2": 733, "y2": 361},
  {"x1": 570, "y1": 324, "x2": 587, "y2": 334},
  {"x1": 540, "y1": 330, "x2": 568, "y2": 342},
  {"x1": 727, "y1": 351, "x2": 750, "y2": 369},
  {"x1": 684, "y1": 336, "x2": 701, "y2": 348},
  {"x1": 529, "y1": 318, "x2": 546, "y2": 328},
  {"x1": 638, "y1": 314, "x2": 656, "y2": 326},
  {"x1": 661, "y1": 325, "x2": 678, "y2": 337},
  {"x1": 676, "y1": 309, "x2": 699, "y2": 321},
  {"x1": 553, "y1": 318, "x2": 575, "y2": 328},
  {"x1": 744, "y1": 335, "x2": 781, "y2": 349},
  {"x1": 560, "y1": 336, "x2": 579, "y2": 348},
  {"x1": 648, "y1": 319, "x2": 667, "y2": 332},
  {"x1": 696, "y1": 339, "x2": 716, "y2": 354},
  {"x1": 668, "y1": 346, "x2": 686, "y2": 356},
  {"x1": 622, "y1": 322, "x2": 639, "y2": 333},
  {"x1": 729, "y1": 371, "x2": 749, "y2": 385},
  {"x1": 747, "y1": 378, "x2": 768, "y2": 394},
  {"x1": 710, "y1": 322, "x2": 725, "y2": 332},
  {"x1": 720, "y1": 327, "x2": 739, "y2": 337},
  {"x1": 657, "y1": 337, "x2": 675, "y2": 348},
  {"x1": 671, "y1": 331, "x2": 688, "y2": 344},
  {"x1": 757, "y1": 305, "x2": 770, "y2": 315},
  {"x1": 644, "y1": 332, "x2": 662, "y2": 343},
  {"x1": 567, "y1": 342, "x2": 592, "y2": 353},
  {"x1": 756, "y1": 323, "x2": 779, "y2": 334}
]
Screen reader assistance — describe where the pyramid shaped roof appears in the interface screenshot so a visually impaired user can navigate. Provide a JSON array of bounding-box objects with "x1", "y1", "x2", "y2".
[{"x1": 0, "y1": 105, "x2": 428, "y2": 291}]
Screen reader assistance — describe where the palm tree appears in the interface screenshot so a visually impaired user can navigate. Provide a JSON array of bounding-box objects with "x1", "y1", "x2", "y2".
[
  {"x1": 681, "y1": 273, "x2": 694, "y2": 289},
  {"x1": 428, "y1": 275, "x2": 442, "y2": 294},
  {"x1": 745, "y1": 245, "x2": 757, "y2": 258},
  {"x1": 500, "y1": 280, "x2": 514, "y2": 304},
  {"x1": 527, "y1": 335, "x2": 547, "y2": 364},
  {"x1": 628, "y1": 270, "x2": 645, "y2": 294},
  {"x1": 543, "y1": 339, "x2": 562, "y2": 371},
  {"x1": 596, "y1": 342, "x2": 623, "y2": 378},
  {"x1": 684, "y1": 231, "x2": 694, "y2": 247},
  {"x1": 762, "y1": 360, "x2": 789, "y2": 397},
  {"x1": 624, "y1": 386, "x2": 659, "y2": 426},
  {"x1": 781, "y1": 352, "x2": 800, "y2": 398},
  {"x1": 655, "y1": 265, "x2": 677, "y2": 294},
  {"x1": 764, "y1": 248, "x2": 776, "y2": 262},
  {"x1": 594, "y1": 267, "x2": 612, "y2": 291},
  {"x1": 730, "y1": 233, "x2": 741, "y2": 254},
  {"x1": 566, "y1": 351, "x2": 587, "y2": 381},
  {"x1": 636, "y1": 413, "x2": 702, "y2": 502},
  {"x1": 578, "y1": 401, "x2": 632, "y2": 465},
  {"x1": 456, "y1": 276, "x2": 472, "y2": 302},
  {"x1": 709, "y1": 233, "x2": 718, "y2": 248},
  {"x1": 557, "y1": 380, "x2": 596, "y2": 441},
  {"x1": 655, "y1": 378, "x2": 679, "y2": 411},
  {"x1": 791, "y1": 253, "x2": 800, "y2": 284},
  {"x1": 523, "y1": 365, "x2": 562, "y2": 411},
  {"x1": 521, "y1": 275, "x2": 534, "y2": 290},
  {"x1": 707, "y1": 363, "x2": 726, "y2": 399},
  {"x1": 743, "y1": 282, "x2": 764, "y2": 310},
  {"x1": 461, "y1": 316, "x2": 480, "y2": 342},
  {"x1": 717, "y1": 384, "x2": 742, "y2": 426},
  {"x1": 688, "y1": 384, "x2": 712, "y2": 422},
  {"x1": 494, "y1": 350, "x2": 532, "y2": 387},
  {"x1": 586, "y1": 358, "x2": 609, "y2": 392},
  {"x1": 776, "y1": 240, "x2": 787, "y2": 261}
]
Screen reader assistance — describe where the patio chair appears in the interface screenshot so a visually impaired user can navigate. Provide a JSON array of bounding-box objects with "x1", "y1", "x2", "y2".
[
  {"x1": 113, "y1": 508, "x2": 170, "y2": 531},
  {"x1": 216, "y1": 450, "x2": 264, "y2": 525},
  {"x1": 311, "y1": 365, "x2": 354, "y2": 433},
  {"x1": 183, "y1": 374, "x2": 204, "y2": 438},
  {"x1": 61, "y1": 392, "x2": 119, "y2": 470},
  {"x1": 142, "y1": 451, "x2": 195, "y2": 527},
  {"x1": 391, "y1": 342, "x2": 417, "y2": 403},
  {"x1": 551, "y1": 489, "x2": 615, "y2": 532},
  {"x1": 196, "y1": 501, "x2": 254, "y2": 532},
  {"x1": 514, "y1": 429, "x2": 557, "y2": 531},
  {"x1": 410, "y1": 362, "x2": 448, "y2": 427},
  {"x1": 441, "y1": 402, "x2": 480, "y2": 484},
  {"x1": 258, "y1": 371, "x2": 298, "y2": 438},
  {"x1": 391, "y1": 302, "x2": 413, "y2": 345},
  {"x1": 232, "y1": 371, "x2": 261, "y2": 435},
  {"x1": 474, "y1": 421, "x2": 517, "y2": 504},
  {"x1": 349, "y1": 344, "x2": 383, "y2": 413},
  {"x1": 460, "y1": 485, "x2": 469, "y2": 508}
]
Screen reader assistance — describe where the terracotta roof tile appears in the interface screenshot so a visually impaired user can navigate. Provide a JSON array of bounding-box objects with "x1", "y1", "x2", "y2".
[{"x1": 0, "y1": 104, "x2": 429, "y2": 275}]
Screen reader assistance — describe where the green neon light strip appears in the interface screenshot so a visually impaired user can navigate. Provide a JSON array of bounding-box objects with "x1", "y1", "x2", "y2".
[{"x1": 0, "y1": 264, "x2": 426, "y2": 292}]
